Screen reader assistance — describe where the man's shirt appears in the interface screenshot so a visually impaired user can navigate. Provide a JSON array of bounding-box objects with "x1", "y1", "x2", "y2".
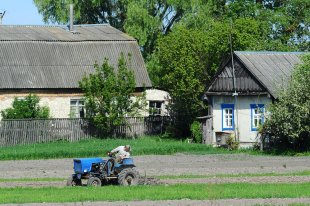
[{"x1": 111, "y1": 146, "x2": 130, "y2": 158}]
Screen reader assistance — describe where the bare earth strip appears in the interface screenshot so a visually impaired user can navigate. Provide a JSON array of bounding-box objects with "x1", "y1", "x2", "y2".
[{"x1": 1, "y1": 154, "x2": 310, "y2": 179}]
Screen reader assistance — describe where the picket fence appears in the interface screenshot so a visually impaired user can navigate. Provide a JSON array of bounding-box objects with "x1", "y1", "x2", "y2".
[{"x1": 0, "y1": 117, "x2": 170, "y2": 147}]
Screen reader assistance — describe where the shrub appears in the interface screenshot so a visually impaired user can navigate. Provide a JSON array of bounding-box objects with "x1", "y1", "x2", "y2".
[
  {"x1": 79, "y1": 54, "x2": 146, "y2": 135},
  {"x1": 190, "y1": 121, "x2": 202, "y2": 143},
  {"x1": 1, "y1": 94, "x2": 50, "y2": 119},
  {"x1": 262, "y1": 54, "x2": 310, "y2": 151},
  {"x1": 226, "y1": 135, "x2": 239, "y2": 150}
]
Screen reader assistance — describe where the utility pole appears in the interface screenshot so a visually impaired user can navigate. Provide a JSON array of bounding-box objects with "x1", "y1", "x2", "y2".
[
  {"x1": 230, "y1": 18, "x2": 239, "y2": 142},
  {"x1": 0, "y1": 11, "x2": 6, "y2": 25}
]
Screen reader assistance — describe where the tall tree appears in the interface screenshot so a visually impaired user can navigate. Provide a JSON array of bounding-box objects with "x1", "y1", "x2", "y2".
[
  {"x1": 79, "y1": 54, "x2": 146, "y2": 135},
  {"x1": 33, "y1": 0, "x2": 194, "y2": 57},
  {"x1": 149, "y1": 27, "x2": 214, "y2": 136},
  {"x1": 33, "y1": 0, "x2": 128, "y2": 29},
  {"x1": 33, "y1": 0, "x2": 309, "y2": 57}
]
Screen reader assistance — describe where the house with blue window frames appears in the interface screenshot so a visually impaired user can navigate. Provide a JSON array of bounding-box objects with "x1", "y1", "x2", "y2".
[{"x1": 203, "y1": 51, "x2": 305, "y2": 147}]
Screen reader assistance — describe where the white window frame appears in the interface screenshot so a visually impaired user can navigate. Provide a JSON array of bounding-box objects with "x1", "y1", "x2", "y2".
[
  {"x1": 221, "y1": 104, "x2": 234, "y2": 131},
  {"x1": 70, "y1": 99, "x2": 85, "y2": 118},
  {"x1": 250, "y1": 104, "x2": 264, "y2": 131},
  {"x1": 149, "y1": 101, "x2": 163, "y2": 116}
]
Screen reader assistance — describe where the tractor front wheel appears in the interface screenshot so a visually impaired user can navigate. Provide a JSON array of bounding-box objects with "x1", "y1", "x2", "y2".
[
  {"x1": 118, "y1": 168, "x2": 139, "y2": 186},
  {"x1": 66, "y1": 176, "x2": 82, "y2": 186},
  {"x1": 87, "y1": 177, "x2": 102, "y2": 187}
]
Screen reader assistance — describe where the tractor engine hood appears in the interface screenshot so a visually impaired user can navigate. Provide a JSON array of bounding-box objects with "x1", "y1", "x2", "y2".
[{"x1": 73, "y1": 158, "x2": 105, "y2": 174}]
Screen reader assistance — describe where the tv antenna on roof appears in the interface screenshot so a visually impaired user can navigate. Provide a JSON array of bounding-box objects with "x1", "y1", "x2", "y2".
[{"x1": 0, "y1": 11, "x2": 6, "y2": 25}]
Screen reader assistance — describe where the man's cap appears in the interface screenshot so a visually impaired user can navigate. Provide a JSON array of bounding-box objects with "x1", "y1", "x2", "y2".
[{"x1": 125, "y1": 145, "x2": 131, "y2": 151}]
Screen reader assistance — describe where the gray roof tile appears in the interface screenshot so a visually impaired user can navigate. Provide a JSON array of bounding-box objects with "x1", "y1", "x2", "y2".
[
  {"x1": 234, "y1": 51, "x2": 305, "y2": 98},
  {"x1": 0, "y1": 24, "x2": 151, "y2": 89}
]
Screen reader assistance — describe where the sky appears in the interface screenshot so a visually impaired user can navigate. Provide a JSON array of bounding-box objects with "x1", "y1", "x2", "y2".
[{"x1": 0, "y1": 0, "x2": 46, "y2": 25}]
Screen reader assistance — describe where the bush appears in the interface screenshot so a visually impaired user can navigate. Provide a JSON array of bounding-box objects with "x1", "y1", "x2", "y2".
[
  {"x1": 190, "y1": 121, "x2": 202, "y2": 143},
  {"x1": 1, "y1": 94, "x2": 50, "y2": 119},
  {"x1": 79, "y1": 54, "x2": 146, "y2": 135},
  {"x1": 226, "y1": 135, "x2": 239, "y2": 150}
]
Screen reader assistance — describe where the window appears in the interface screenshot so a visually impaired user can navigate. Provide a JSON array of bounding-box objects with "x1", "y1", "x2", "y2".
[
  {"x1": 221, "y1": 104, "x2": 234, "y2": 131},
  {"x1": 70, "y1": 99, "x2": 85, "y2": 118},
  {"x1": 250, "y1": 104, "x2": 264, "y2": 131},
  {"x1": 149, "y1": 101, "x2": 163, "y2": 116}
]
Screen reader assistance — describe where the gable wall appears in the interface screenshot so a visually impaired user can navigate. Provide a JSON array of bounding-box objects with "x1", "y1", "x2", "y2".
[{"x1": 207, "y1": 59, "x2": 267, "y2": 94}]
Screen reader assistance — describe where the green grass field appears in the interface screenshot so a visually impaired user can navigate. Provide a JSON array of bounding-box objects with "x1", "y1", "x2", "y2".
[
  {"x1": 0, "y1": 136, "x2": 253, "y2": 160},
  {"x1": 1, "y1": 183, "x2": 309, "y2": 204},
  {"x1": 1, "y1": 136, "x2": 309, "y2": 160}
]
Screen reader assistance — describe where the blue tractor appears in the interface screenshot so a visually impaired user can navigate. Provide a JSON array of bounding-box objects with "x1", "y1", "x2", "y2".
[{"x1": 67, "y1": 156, "x2": 140, "y2": 186}]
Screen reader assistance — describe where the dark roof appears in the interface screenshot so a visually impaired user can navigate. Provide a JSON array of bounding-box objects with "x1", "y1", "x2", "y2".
[
  {"x1": 206, "y1": 57, "x2": 267, "y2": 95},
  {"x1": 206, "y1": 51, "x2": 306, "y2": 98},
  {"x1": 0, "y1": 24, "x2": 151, "y2": 89}
]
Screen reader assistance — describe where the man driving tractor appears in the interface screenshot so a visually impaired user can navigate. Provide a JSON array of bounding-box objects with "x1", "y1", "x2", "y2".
[{"x1": 108, "y1": 145, "x2": 131, "y2": 163}]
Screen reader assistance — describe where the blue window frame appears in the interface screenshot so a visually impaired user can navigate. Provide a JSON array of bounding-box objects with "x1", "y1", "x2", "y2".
[
  {"x1": 250, "y1": 104, "x2": 265, "y2": 131},
  {"x1": 221, "y1": 104, "x2": 234, "y2": 131}
]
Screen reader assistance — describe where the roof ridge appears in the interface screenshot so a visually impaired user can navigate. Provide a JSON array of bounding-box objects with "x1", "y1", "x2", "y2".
[
  {"x1": 0, "y1": 40, "x2": 136, "y2": 42},
  {"x1": 234, "y1": 51, "x2": 306, "y2": 54},
  {"x1": 0, "y1": 24, "x2": 64, "y2": 28},
  {"x1": 0, "y1": 24, "x2": 110, "y2": 28}
]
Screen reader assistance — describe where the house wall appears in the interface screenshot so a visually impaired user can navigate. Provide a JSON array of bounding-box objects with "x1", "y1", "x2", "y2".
[
  {"x1": 145, "y1": 89, "x2": 170, "y2": 116},
  {"x1": 211, "y1": 95, "x2": 272, "y2": 146},
  {"x1": 0, "y1": 89, "x2": 170, "y2": 120},
  {"x1": 0, "y1": 92, "x2": 83, "y2": 119}
]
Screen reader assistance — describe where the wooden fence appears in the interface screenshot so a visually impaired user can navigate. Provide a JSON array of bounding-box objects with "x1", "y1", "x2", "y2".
[{"x1": 0, "y1": 117, "x2": 170, "y2": 147}]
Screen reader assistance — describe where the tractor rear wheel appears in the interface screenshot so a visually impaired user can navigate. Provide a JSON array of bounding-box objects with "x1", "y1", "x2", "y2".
[
  {"x1": 87, "y1": 177, "x2": 102, "y2": 187},
  {"x1": 118, "y1": 168, "x2": 139, "y2": 186},
  {"x1": 66, "y1": 176, "x2": 82, "y2": 186}
]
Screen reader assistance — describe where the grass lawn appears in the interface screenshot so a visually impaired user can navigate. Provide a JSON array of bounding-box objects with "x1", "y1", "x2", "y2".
[
  {"x1": 1, "y1": 183, "x2": 310, "y2": 204},
  {"x1": 0, "y1": 136, "x2": 254, "y2": 160}
]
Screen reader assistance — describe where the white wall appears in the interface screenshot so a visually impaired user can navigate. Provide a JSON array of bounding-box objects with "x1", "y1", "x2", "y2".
[
  {"x1": 0, "y1": 93, "x2": 83, "y2": 119},
  {"x1": 145, "y1": 89, "x2": 170, "y2": 116},
  {"x1": 0, "y1": 89, "x2": 171, "y2": 119},
  {"x1": 211, "y1": 95, "x2": 272, "y2": 144}
]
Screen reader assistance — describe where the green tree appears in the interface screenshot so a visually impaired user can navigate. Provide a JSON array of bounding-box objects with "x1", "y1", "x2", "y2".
[
  {"x1": 149, "y1": 27, "x2": 214, "y2": 136},
  {"x1": 33, "y1": 0, "x2": 309, "y2": 57},
  {"x1": 1, "y1": 94, "x2": 50, "y2": 119},
  {"x1": 79, "y1": 54, "x2": 146, "y2": 135},
  {"x1": 33, "y1": 0, "x2": 199, "y2": 57},
  {"x1": 33, "y1": 0, "x2": 128, "y2": 29},
  {"x1": 124, "y1": 0, "x2": 192, "y2": 57},
  {"x1": 262, "y1": 54, "x2": 310, "y2": 151}
]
